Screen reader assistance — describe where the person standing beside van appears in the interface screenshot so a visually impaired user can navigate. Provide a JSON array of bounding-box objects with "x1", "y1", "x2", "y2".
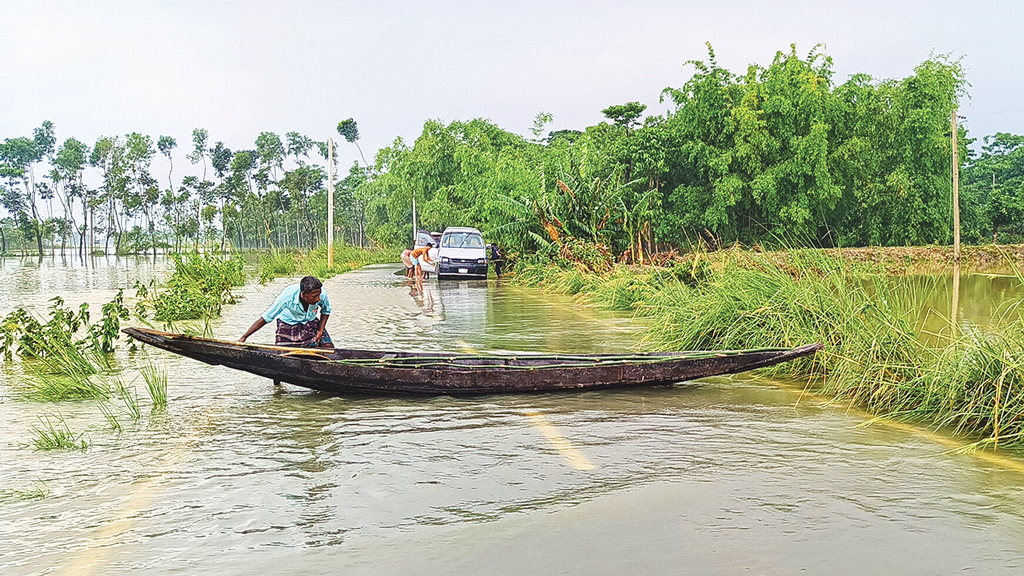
[{"x1": 489, "y1": 244, "x2": 505, "y2": 279}]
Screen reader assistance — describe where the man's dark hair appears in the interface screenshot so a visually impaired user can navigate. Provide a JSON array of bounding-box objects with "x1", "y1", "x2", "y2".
[{"x1": 300, "y1": 276, "x2": 322, "y2": 293}]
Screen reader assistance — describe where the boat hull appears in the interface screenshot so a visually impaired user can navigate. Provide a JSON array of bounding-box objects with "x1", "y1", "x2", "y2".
[{"x1": 123, "y1": 328, "x2": 821, "y2": 395}]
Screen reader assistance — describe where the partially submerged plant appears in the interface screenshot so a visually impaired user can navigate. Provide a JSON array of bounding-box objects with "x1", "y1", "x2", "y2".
[
  {"x1": 20, "y1": 371, "x2": 111, "y2": 401},
  {"x1": 97, "y1": 400, "x2": 122, "y2": 433},
  {"x1": 115, "y1": 377, "x2": 142, "y2": 421},
  {"x1": 514, "y1": 246, "x2": 1024, "y2": 452},
  {"x1": 31, "y1": 413, "x2": 88, "y2": 451},
  {"x1": 0, "y1": 481, "x2": 50, "y2": 502},
  {"x1": 135, "y1": 252, "x2": 246, "y2": 323},
  {"x1": 140, "y1": 356, "x2": 168, "y2": 407}
]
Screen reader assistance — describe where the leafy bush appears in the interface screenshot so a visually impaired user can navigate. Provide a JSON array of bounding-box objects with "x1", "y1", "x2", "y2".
[{"x1": 152, "y1": 252, "x2": 246, "y2": 321}]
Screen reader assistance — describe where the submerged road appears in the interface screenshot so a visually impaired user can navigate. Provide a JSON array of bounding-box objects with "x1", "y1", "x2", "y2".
[{"x1": 2, "y1": 261, "x2": 1024, "y2": 575}]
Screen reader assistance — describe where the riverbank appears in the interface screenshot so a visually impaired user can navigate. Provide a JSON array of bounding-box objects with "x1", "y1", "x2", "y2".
[
  {"x1": 672, "y1": 243, "x2": 1024, "y2": 274},
  {"x1": 825, "y1": 244, "x2": 1024, "y2": 273},
  {"x1": 513, "y1": 247, "x2": 1024, "y2": 453}
]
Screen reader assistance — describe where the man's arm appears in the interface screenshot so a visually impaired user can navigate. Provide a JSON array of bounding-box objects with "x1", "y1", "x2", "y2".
[
  {"x1": 314, "y1": 313, "x2": 330, "y2": 344},
  {"x1": 239, "y1": 317, "x2": 267, "y2": 342}
]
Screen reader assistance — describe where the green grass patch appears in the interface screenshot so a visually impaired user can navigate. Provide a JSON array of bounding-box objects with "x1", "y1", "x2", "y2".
[
  {"x1": 134, "y1": 252, "x2": 246, "y2": 322},
  {"x1": 514, "y1": 248, "x2": 1024, "y2": 452}
]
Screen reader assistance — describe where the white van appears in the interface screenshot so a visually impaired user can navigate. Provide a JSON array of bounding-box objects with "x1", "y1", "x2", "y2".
[{"x1": 437, "y1": 227, "x2": 487, "y2": 279}]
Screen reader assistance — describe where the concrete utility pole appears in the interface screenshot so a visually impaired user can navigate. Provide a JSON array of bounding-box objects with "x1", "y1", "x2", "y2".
[
  {"x1": 328, "y1": 137, "x2": 335, "y2": 269},
  {"x1": 951, "y1": 111, "x2": 961, "y2": 337},
  {"x1": 952, "y1": 111, "x2": 961, "y2": 265}
]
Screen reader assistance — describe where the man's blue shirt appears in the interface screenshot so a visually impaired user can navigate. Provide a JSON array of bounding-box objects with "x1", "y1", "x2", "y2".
[{"x1": 261, "y1": 283, "x2": 332, "y2": 325}]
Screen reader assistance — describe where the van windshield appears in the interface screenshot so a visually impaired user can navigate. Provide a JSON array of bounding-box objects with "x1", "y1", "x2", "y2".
[
  {"x1": 442, "y1": 232, "x2": 484, "y2": 249},
  {"x1": 415, "y1": 232, "x2": 433, "y2": 246}
]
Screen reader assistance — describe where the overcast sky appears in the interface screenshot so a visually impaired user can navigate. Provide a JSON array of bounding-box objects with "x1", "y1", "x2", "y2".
[{"x1": 2, "y1": 0, "x2": 1022, "y2": 179}]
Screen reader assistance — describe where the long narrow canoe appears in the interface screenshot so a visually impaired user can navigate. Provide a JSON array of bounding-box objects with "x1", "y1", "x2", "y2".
[{"x1": 123, "y1": 327, "x2": 822, "y2": 395}]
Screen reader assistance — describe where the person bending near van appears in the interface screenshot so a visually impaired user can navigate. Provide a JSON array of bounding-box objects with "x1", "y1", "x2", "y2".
[
  {"x1": 401, "y1": 248, "x2": 415, "y2": 278},
  {"x1": 239, "y1": 275, "x2": 334, "y2": 348},
  {"x1": 410, "y1": 243, "x2": 435, "y2": 282}
]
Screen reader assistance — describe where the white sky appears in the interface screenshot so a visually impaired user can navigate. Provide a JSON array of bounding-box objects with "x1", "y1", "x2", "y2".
[{"x1": 2, "y1": 0, "x2": 1022, "y2": 181}]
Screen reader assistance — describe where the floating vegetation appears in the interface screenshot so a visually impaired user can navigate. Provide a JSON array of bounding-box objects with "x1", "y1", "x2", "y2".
[
  {"x1": 31, "y1": 413, "x2": 88, "y2": 451},
  {"x1": 1, "y1": 291, "x2": 130, "y2": 372}
]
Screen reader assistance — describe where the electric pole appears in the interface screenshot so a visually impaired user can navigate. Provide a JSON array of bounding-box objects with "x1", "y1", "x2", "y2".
[{"x1": 328, "y1": 137, "x2": 334, "y2": 269}]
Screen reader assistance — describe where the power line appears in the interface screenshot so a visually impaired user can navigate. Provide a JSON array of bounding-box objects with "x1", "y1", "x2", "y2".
[{"x1": 962, "y1": 107, "x2": 1024, "y2": 119}]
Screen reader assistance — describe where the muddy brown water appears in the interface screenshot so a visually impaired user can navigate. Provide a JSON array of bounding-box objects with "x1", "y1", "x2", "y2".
[{"x1": 2, "y1": 257, "x2": 1024, "y2": 575}]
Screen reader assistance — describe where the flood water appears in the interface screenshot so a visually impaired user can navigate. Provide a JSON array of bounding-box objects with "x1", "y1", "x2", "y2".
[{"x1": 3, "y1": 257, "x2": 1024, "y2": 575}]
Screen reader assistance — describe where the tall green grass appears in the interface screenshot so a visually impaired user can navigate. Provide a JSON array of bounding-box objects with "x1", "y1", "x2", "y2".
[
  {"x1": 515, "y1": 248, "x2": 1024, "y2": 452},
  {"x1": 20, "y1": 372, "x2": 111, "y2": 401},
  {"x1": 115, "y1": 377, "x2": 142, "y2": 421},
  {"x1": 140, "y1": 357, "x2": 168, "y2": 407},
  {"x1": 257, "y1": 248, "x2": 299, "y2": 283}
]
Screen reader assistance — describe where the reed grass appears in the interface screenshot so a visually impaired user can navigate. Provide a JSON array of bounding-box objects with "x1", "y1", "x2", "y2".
[
  {"x1": 114, "y1": 377, "x2": 142, "y2": 420},
  {"x1": 21, "y1": 329, "x2": 101, "y2": 378},
  {"x1": 257, "y1": 248, "x2": 298, "y2": 283},
  {"x1": 140, "y1": 357, "x2": 168, "y2": 406},
  {"x1": 20, "y1": 371, "x2": 111, "y2": 401},
  {"x1": 515, "y1": 247, "x2": 1024, "y2": 452},
  {"x1": 97, "y1": 400, "x2": 122, "y2": 432},
  {"x1": 31, "y1": 413, "x2": 88, "y2": 450}
]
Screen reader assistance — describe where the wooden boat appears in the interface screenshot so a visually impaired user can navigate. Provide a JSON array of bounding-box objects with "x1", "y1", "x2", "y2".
[{"x1": 123, "y1": 327, "x2": 822, "y2": 395}]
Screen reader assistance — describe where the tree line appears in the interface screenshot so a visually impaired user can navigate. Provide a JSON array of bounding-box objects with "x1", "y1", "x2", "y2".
[
  {"x1": 0, "y1": 121, "x2": 371, "y2": 257},
  {"x1": 2, "y1": 44, "x2": 1020, "y2": 261}
]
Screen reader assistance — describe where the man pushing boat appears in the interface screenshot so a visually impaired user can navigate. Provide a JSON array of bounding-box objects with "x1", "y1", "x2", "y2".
[{"x1": 238, "y1": 275, "x2": 334, "y2": 349}]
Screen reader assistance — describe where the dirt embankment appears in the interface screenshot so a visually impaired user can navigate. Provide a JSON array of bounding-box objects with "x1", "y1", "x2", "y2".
[{"x1": 823, "y1": 245, "x2": 1024, "y2": 273}]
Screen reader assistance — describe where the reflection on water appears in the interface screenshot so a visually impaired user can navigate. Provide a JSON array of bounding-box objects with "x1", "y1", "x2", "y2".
[{"x1": 2, "y1": 262, "x2": 1024, "y2": 575}]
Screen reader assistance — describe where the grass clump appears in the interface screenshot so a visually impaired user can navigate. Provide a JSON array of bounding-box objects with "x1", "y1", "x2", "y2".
[
  {"x1": 115, "y1": 377, "x2": 142, "y2": 421},
  {"x1": 257, "y1": 249, "x2": 299, "y2": 283},
  {"x1": 31, "y1": 413, "x2": 88, "y2": 450},
  {"x1": 97, "y1": 400, "x2": 122, "y2": 432},
  {"x1": 140, "y1": 357, "x2": 168, "y2": 407},
  {"x1": 515, "y1": 247, "x2": 1024, "y2": 452},
  {"x1": 0, "y1": 481, "x2": 49, "y2": 502},
  {"x1": 137, "y1": 252, "x2": 246, "y2": 322},
  {"x1": 20, "y1": 372, "x2": 111, "y2": 401},
  {"x1": 2, "y1": 294, "x2": 131, "y2": 401}
]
